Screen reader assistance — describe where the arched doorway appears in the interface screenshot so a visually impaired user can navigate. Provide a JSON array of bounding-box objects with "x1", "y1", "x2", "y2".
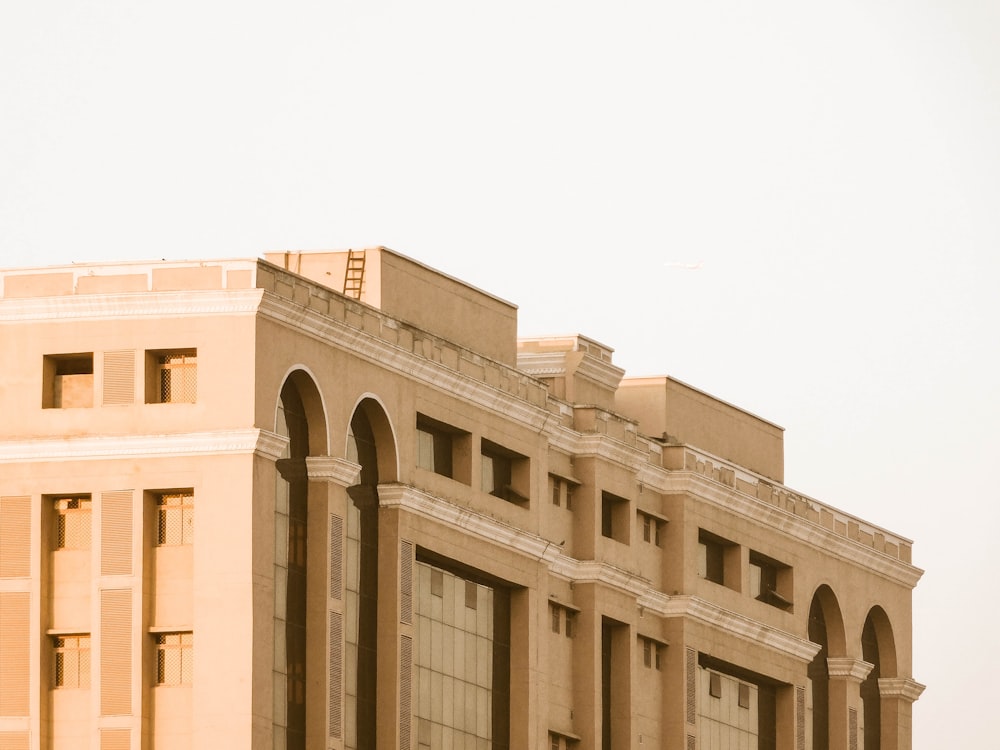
[
  {"x1": 344, "y1": 397, "x2": 397, "y2": 750},
  {"x1": 274, "y1": 372, "x2": 326, "y2": 750},
  {"x1": 808, "y1": 585, "x2": 847, "y2": 750}
]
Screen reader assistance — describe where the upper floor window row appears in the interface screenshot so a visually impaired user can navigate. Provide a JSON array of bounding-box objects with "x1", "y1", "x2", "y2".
[
  {"x1": 414, "y1": 413, "x2": 530, "y2": 505},
  {"x1": 42, "y1": 348, "x2": 197, "y2": 408},
  {"x1": 48, "y1": 490, "x2": 194, "y2": 550},
  {"x1": 698, "y1": 527, "x2": 794, "y2": 611}
]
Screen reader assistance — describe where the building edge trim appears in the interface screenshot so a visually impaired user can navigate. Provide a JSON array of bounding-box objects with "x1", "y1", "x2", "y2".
[{"x1": 0, "y1": 429, "x2": 283, "y2": 463}]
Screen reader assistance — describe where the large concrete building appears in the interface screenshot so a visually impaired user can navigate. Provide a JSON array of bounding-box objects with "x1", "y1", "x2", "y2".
[{"x1": 0, "y1": 248, "x2": 922, "y2": 750}]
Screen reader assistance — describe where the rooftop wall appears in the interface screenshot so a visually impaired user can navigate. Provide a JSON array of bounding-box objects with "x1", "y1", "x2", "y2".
[
  {"x1": 616, "y1": 376, "x2": 784, "y2": 483},
  {"x1": 263, "y1": 248, "x2": 519, "y2": 366}
]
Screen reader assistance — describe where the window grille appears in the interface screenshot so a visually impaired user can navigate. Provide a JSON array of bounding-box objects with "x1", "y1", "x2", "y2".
[
  {"x1": 54, "y1": 497, "x2": 92, "y2": 549},
  {"x1": 155, "y1": 632, "x2": 193, "y2": 685},
  {"x1": 53, "y1": 634, "x2": 90, "y2": 688},
  {"x1": 156, "y1": 492, "x2": 193, "y2": 545},
  {"x1": 157, "y1": 352, "x2": 197, "y2": 403}
]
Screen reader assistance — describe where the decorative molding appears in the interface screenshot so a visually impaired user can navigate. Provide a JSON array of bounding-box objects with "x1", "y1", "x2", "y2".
[
  {"x1": 0, "y1": 429, "x2": 280, "y2": 463},
  {"x1": 0, "y1": 288, "x2": 264, "y2": 323},
  {"x1": 376, "y1": 483, "x2": 559, "y2": 565},
  {"x1": 258, "y1": 293, "x2": 552, "y2": 432},
  {"x1": 655, "y1": 472, "x2": 923, "y2": 588},
  {"x1": 878, "y1": 677, "x2": 926, "y2": 702},
  {"x1": 661, "y1": 595, "x2": 821, "y2": 664},
  {"x1": 255, "y1": 430, "x2": 290, "y2": 461},
  {"x1": 827, "y1": 657, "x2": 875, "y2": 682},
  {"x1": 306, "y1": 456, "x2": 361, "y2": 487}
]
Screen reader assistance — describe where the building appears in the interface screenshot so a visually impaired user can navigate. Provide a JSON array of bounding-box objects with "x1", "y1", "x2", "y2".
[{"x1": 0, "y1": 248, "x2": 923, "y2": 750}]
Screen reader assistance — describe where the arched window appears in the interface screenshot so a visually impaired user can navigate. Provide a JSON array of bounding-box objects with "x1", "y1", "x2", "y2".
[{"x1": 344, "y1": 398, "x2": 397, "y2": 750}]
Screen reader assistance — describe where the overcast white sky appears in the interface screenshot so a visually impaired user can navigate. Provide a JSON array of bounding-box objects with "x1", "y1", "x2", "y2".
[{"x1": 2, "y1": 2, "x2": 997, "y2": 746}]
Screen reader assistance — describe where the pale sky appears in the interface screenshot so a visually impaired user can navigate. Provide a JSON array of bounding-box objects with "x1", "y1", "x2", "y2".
[{"x1": 2, "y1": 3, "x2": 998, "y2": 747}]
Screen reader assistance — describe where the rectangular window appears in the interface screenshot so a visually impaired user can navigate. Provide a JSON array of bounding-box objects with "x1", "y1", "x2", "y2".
[
  {"x1": 53, "y1": 496, "x2": 92, "y2": 550},
  {"x1": 53, "y1": 634, "x2": 90, "y2": 688},
  {"x1": 155, "y1": 632, "x2": 193, "y2": 685},
  {"x1": 146, "y1": 349, "x2": 197, "y2": 403},
  {"x1": 414, "y1": 560, "x2": 510, "y2": 749},
  {"x1": 43, "y1": 353, "x2": 94, "y2": 408},
  {"x1": 640, "y1": 636, "x2": 662, "y2": 670},
  {"x1": 601, "y1": 491, "x2": 629, "y2": 543},
  {"x1": 640, "y1": 512, "x2": 664, "y2": 547},
  {"x1": 749, "y1": 550, "x2": 793, "y2": 611},
  {"x1": 416, "y1": 414, "x2": 461, "y2": 478},
  {"x1": 549, "y1": 603, "x2": 575, "y2": 638},
  {"x1": 549, "y1": 475, "x2": 577, "y2": 510},
  {"x1": 698, "y1": 529, "x2": 736, "y2": 588},
  {"x1": 155, "y1": 491, "x2": 193, "y2": 545},
  {"x1": 481, "y1": 439, "x2": 529, "y2": 504}
]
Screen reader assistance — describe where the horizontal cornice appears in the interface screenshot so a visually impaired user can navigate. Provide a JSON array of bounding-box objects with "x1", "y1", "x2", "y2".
[
  {"x1": 377, "y1": 483, "x2": 561, "y2": 564},
  {"x1": 0, "y1": 288, "x2": 264, "y2": 323},
  {"x1": 663, "y1": 472, "x2": 923, "y2": 588},
  {"x1": 377, "y1": 482, "x2": 818, "y2": 665},
  {"x1": 258, "y1": 292, "x2": 553, "y2": 432},
  {"x1": 0, "y1": 429, "x2": 285, "y2": 463},
  {"x1": 662, "y1": 595, "x2": 821, "y2": 664}
]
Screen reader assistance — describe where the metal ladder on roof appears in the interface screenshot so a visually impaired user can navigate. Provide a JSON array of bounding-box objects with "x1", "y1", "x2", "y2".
[{"x1": 343, "y1": 249, "x2": 365, "y2": 299}]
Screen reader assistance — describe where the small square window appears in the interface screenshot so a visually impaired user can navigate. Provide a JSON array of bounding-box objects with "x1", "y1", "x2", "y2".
[
  {"x1": 53, "y1": 634, "x2": 90, "y2": 688},
  {"x1": 155, "y1": 632, "x2": 193, "y2": 685},
  {"x1": 146, "y1": 349, "x2": 196, "y2": 403},
  {"x1": 43, "y1": 353, "x2": 94, "y2": 408}
]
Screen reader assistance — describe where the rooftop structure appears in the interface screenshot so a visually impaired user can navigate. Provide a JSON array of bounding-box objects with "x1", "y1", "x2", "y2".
[{"x1": 0, "y1": 248, "x2": 923, "y2": 750}]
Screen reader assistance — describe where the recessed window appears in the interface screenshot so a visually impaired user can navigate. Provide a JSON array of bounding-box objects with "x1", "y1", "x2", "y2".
[
  {"x1": 146, "y1": 349, "x2": 197, "y2": 403},
  {"x1": 549, "y1": 602, "x2": 576, "y2": 638},
  {"x1": 52, "y1": 634, "x2": 90, "y2": 688},
  {"x1": 640, "y1": 636, "x2": 663, "y2": 670},
  {"x1": 53, "y1": 496, "x2": 92, "y2": 550},
  {"x1": 43, "y1": 353, "x2": 94, "y2": 408},
  {"x1": 749, "y1": 550, "x2": 793, "y2": 611},
  {"x1": 639, "y1": 511, "x2": 664, "y2": 547},
  {"x1": 698, "y1": 529, "x2": 736, "y2": 588},
  {"x1": 549, "y1": 475, "x2": 576, "y2": 510},
  {"x1": 155, "y1": 491, "x2": 193, "y2": 546},
  {"x1": 601, "y1": 491, "x2": 629, "y2": 543},
  {"x1": 481, "y1": 439, "x2": 529, "y2": 504},
  {"x1": 155, "y1": 632, "x2": 193, "y2": 685}
]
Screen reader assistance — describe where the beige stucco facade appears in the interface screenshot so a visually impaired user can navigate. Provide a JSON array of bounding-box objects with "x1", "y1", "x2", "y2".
[{"x1": 0, "y1": 249, "x2": 923, "y2": 750}]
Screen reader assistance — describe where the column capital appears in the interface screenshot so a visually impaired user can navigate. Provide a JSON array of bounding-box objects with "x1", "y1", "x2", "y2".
[
  {"x1": 255, "y1": 429, "x2": 290, "y2": 461},
  {"x1": 305, "y1": 456, "x2": 362, "y2": 486},
  {"x1": 878, "y1": 677, "x2": 926, "y2": 702},
  {"x1": 827, "y1": 657, "x2": 875, "y2": 683}
]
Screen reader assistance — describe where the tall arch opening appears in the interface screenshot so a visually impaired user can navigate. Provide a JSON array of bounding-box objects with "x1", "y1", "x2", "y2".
[
  {"x1": 274, "y1": 372, "x2": 326, "y2": 750},
  {"x1": 861, "y1": 607, "x2": 897, "y2": 750},
  {"x1": 808, "y1": 586, "x2": 846, "y2": 750},
  {"x1": 344, "y1": 398, "x2": 397, "y2": 749}
]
